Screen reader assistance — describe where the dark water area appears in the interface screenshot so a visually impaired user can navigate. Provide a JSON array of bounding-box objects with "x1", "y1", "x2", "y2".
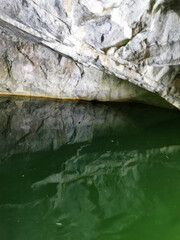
[{"x1": 0, "y1": 97, "x2": 180, "y2": 240}]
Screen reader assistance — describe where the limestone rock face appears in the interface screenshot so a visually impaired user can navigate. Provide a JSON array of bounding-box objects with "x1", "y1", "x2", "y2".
[
  {"x1": 0, "y1": 31, "x2": 171, "y2": 107},
  {"x1": 0, "y1": 0, "x2": 179, "y2": 108}
]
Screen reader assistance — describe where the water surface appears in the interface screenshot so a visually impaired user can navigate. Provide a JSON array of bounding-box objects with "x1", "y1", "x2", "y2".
[{"x1": 0, "y1": 98, "x2": 180, "y2": 240}]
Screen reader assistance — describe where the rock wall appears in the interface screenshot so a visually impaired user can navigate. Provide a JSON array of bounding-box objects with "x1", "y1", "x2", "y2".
[
  {"x1": 0, "y1": 31, "x2": 171, "y2": 107},
  {"x1": 0, "y1": 0, "x2": 179, "y2": 108}
]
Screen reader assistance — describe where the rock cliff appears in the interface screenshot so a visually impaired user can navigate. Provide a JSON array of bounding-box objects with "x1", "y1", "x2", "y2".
[{"x1": 0, "y1": 0, "x2": 179, "y2": 108}]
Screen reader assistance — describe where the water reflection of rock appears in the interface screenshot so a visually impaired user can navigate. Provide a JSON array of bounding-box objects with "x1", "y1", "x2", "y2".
[
  {"x1": 0, "y1": 98, "x2": 135, "y2": 161},
  {"x1": 0, "y1": 97, "x2": 178, "y2": 161},
  {"x1": 1, "y1": 143, "x2": 180, "y2": 240},
  {"x1": 0, "y1": 98, "x2": 180, "y2": 239},
  {"x1": 31, "y1": 145, "x2": 180, "y2": 240}
]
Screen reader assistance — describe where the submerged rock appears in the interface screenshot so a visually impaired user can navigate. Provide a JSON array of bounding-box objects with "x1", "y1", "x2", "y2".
[{"x1": 0, "y1": 0, "x2": 179, "y2": 108}]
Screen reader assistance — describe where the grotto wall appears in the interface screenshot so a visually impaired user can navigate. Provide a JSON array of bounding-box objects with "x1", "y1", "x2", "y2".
[{"x1": 0, "y1": 0, "x2": 179, "y2": 108}]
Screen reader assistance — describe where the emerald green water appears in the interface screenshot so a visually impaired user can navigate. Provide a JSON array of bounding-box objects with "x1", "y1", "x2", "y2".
[{"x1": 0, "y1": 98, "x2": 180, "y2": 240}]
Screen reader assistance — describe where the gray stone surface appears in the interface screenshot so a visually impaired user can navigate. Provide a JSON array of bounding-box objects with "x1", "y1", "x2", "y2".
[
  {"x1": 0, "y1": 0, "x2": 179, "y2": 108},
  {"x1": 0, "y1": 31, "x2": 171, "y2": 107}
]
